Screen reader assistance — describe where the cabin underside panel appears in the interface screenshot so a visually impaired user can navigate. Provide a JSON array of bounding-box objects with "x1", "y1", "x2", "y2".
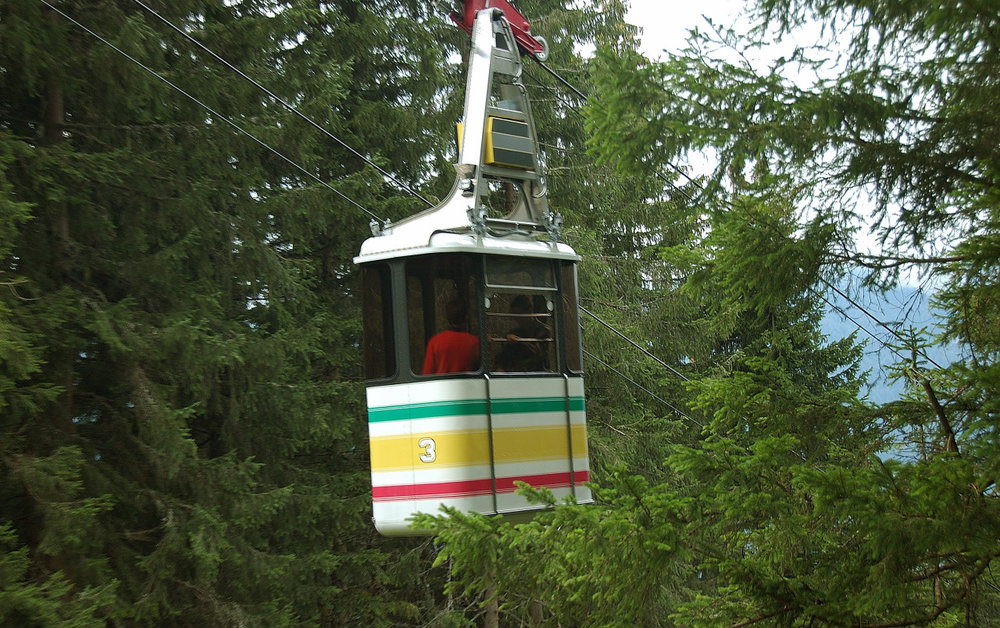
[{"x1": 367, "y1": 377, "x2": 591, "y2": 536}]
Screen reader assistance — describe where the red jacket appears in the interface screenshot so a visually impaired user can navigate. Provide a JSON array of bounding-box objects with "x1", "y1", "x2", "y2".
[{"x1": 422, "y1": 330, "x2": 480, "y2": 374}]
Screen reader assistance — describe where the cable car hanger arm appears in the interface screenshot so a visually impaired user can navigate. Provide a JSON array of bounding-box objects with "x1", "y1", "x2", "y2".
[{"x1": 448, "y1": 0, "x2": 549, "y2": 60}]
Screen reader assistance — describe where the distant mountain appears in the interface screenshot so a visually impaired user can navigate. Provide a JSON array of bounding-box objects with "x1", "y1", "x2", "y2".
[{"x1": 819, "y1": 282, "x2": 959, "y2": 404}]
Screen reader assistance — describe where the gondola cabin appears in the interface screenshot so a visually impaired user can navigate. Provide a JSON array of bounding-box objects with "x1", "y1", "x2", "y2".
[{"x1": 355, "y1": 6, "x2": 592, "y2": 536}]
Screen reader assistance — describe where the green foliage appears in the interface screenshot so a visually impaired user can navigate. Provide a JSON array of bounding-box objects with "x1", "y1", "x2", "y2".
[
  {"x1": 0, "y1": 0, "x2": 468, "y2": 625},
  {"x1": 8, "y1": 0, "x2": 997, "y2": 625},
  {"x1": 431, "y1": 1, "x2": 1000, "y2": 626},
  {"x1": 417, "y1": 475, "x2": 694, "y2": 628},
  {"x1": 0, "y1": 524, "x2": 116, "y2": 628}
]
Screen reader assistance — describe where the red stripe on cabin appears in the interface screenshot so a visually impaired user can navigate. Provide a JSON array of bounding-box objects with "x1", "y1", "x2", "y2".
[
  {"x1": 373, "y1": 478, "x2": 494, "y2": 501},
  {"x1": 372, "y1": 470, "x2": 590, "y2": 502}
]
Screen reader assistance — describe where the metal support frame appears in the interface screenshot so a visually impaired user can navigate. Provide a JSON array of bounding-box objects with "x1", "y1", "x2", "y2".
[{"x1": 357, "y1": 7, "x2": 561, "y2": 246}]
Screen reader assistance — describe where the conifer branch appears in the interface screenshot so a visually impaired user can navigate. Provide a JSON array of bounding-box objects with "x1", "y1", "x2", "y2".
[
  {"x1": 826, "y1": 252, "x2": 967, "y2": 269},
  {"x1": 920, "y1": 378, "x2": 958, "y2": 454},
  {"x1": 726, "y1": 605, "x2": 795, "y2": 628}
]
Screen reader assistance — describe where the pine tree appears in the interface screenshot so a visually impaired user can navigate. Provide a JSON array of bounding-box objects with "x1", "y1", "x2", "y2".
[
  {"x1": 1, "y1": 1, "x2": 463, "y2": 625},
  {"x1": 573, "y1": 0, "x2": 1000, "y2": 624}
]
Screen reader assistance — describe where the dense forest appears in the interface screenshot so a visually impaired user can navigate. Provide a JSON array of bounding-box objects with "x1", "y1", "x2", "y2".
[{"x1": 2, "y1": 0, "x2": 998, "y2": 626}]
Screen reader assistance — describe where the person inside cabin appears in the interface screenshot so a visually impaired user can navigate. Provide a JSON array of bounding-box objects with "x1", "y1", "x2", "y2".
[
  {"x1": 496, "y1": 295, "x2": 550, "y2": 372},
  {"x1": 422, "y1": 299, "x2": 480, "y2": 375}
]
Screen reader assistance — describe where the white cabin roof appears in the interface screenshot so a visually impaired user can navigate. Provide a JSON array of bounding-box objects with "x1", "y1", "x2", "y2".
[{"x1": 354, "y1": 229, "x2": 579, "y2": 264}]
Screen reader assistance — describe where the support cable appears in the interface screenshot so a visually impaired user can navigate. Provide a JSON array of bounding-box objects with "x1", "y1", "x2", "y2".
[
  {"x1": 536, "y1": 57, "x2": 951, "y2": 398},
  {"x1": 528, "y1": 62, "x2": 701, "y2": 205},
  {"x1": 523, "y1": 71, "x2": 584, "y2": 118},
  {"x1": 62, "y1": 1, "x2": 909, "y2": 416},
  {"x1": 817, "y1": 276, "x2": 946, "y2": 371},
  {"x1": 579, "y1": 306, "x2": 691, "y2": 382},
  {"x1": 131, "y1": 0, "x2": 434, "y2": 210},
  {"x1": 52, "y1": 0, "x2": 780, "y2": 426},
  {"x1": 810, "y1": 289, "x2": 909, "y2": 365},
  {"x1": 42, "y1": 0, "x2": 385, "y2": 225},
  {"x1": 59, "y1": 0, "x2": 695, "y2": 410},
  {"x1": 583, "y1": 349, "x2": 702, "y2": 429},
  {"x1": 534, "y1": 59, "x2": 589, "y2": 101}
]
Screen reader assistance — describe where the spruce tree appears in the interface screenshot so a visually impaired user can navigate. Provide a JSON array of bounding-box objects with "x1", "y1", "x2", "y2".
[
  {"x1": 481, "y1": 0, "x2": 1000, "y2": 624},
  {"x1": 1, "y1": 1, "x2": 462, "y2": 625},
  {"x1": 422, "y1": 0, "x2": 1000, "y2": 625}
]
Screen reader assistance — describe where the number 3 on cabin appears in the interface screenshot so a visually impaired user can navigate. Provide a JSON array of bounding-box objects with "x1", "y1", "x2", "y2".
[{"x1": 418, "y1": 437, "x2": 436, "y2": 463}]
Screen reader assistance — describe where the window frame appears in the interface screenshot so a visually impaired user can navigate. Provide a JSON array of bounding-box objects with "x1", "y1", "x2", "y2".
[{"x1": 361, "y1": 252, "x2": 584, "y2": 383}]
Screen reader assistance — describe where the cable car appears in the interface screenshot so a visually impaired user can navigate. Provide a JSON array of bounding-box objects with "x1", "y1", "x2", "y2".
[{"x1": 355, "y1": 4, "x2": 592, "y2": 536}]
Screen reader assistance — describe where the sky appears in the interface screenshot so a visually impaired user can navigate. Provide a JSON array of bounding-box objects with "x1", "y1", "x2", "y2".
[
  {"x1": 623, "y1": 0, "x2": 960, "y2": 390},
  {"x1": 624, "y1": 0, "x2": 744, "y2": 60}
]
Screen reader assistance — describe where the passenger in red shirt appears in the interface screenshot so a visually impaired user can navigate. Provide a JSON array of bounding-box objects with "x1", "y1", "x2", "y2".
[{"x1": 422, "y1": 300, "x2": 480, "y2": 375}]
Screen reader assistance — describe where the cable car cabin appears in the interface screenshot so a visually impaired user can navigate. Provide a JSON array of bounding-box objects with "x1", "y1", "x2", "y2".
[
  {"x1": 355, "y1": 6, "x2": 592, "y2": 536},
  {"x1": 358, "y1": 243, "x2": 591, "y2": 536}
]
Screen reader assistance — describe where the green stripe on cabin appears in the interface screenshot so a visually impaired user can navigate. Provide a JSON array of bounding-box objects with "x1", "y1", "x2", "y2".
[{"x1": 368, "y1": 396, "x2": 586, "y2": 423}]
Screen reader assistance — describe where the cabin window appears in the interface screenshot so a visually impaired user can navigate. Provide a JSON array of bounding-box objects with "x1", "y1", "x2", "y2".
[
  {"x1": 484, "y1": 257, "x2": 556, "y2": 373},
  {"x1": 561, "y1": 262, "x2": 583, "y2": 373},
  {"x1": 362, "y1": 254, "x2": 582, "y2": 381},
  {"x1": 361, "y1": 264, "x2": 394, "y2": 380},
  {"x1": 406, "y1": 254, "x2": 480, "y2": 376}
]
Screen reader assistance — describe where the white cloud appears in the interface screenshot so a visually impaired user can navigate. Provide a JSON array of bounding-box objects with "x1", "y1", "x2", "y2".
[{"x1": 625, "y1": 0, "x2": 743, "y2": 59}]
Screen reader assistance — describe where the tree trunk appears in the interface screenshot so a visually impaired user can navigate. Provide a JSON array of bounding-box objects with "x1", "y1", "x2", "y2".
[
  {"x1": 529, "y1": 598, "x2": 544, "y2": 626},
  {"x1": 43, "y1": 49, "x2": 76, "y2": 435},
  {"x1": 484, "y1": 570, "x2": 499, "y2": 628}
]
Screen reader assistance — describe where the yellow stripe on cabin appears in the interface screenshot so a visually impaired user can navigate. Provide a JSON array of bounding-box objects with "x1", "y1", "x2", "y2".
[
  {"x1": 493, "y1": 425, "x2": 588, "y2": 463},
  {"x1": 370, "y1": 425, "x2": 588, "y2": 472},
  {"x1": 370, "y1": 430, "x2": 490, "y2": 471}
]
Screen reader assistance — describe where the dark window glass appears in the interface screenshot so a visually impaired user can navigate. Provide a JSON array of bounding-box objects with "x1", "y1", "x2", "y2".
[
  {"x1": 485, "y1": 258, "x2": 557, "y2": 373},
  {"x1": 561, "y1": 262, "x2": 583, "y2": 373},
  {"x1": 484, "y1": 256, "x2": 555, "y2": 289},
  {"x1": 406, "y1": 254, "x2": 480, "y2": 376},
  {"x1": 487, "y1": 292, "x2": 555, "y2": 373},
  {"x1": 362, "y1": 264, "x2": 394, "y2": 380}
]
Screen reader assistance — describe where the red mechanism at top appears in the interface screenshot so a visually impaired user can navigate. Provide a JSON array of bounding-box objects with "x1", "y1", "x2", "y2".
[{"x1": 449, "y1": 0, "x2": 547, "y2": 58}]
